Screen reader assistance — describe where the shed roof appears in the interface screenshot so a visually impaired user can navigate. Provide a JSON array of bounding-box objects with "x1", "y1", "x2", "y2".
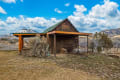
[
  {"x1": 43, "y1": 18, "x2": 79, "y2": 33},
  {"x1": 43, "y1": 20, "x2": 63, "y2": 33}
]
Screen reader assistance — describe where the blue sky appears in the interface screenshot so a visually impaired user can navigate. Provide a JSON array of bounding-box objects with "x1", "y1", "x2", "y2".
[
  {"x1": 0, "y1": 0, "x2": 120, "y2": 35},
  {"x1": 0, "y1": 0, "x2": 103, "y2": 19}
]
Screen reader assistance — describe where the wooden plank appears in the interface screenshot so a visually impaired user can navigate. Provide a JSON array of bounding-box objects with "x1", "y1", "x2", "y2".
[
  {"x1": 21, "y1": 37, "x2": 24, "y2": 49},
  {"x1": 13, "y1": 34, "x2": 36, "y2": 36},
  {"x1": 13, "y1": 31, "x2": 91, "y2": 36},
  {"x1": 47, "y1": 31, "x2": 55, "y2": 35},
  {"x1": 46, "y1": 33, "x2": 50, "y2": 44},
  {"x1": 87, "y1": 36, "x2": 88, "y2": 53},
  {"x1": 78, "y1": 36, "x2": 80, "y2": 53},
  {"x1": 55, "y1": 19, "x2": 78, "y2": 32},
  {"x1": 13, "y1": 33, "x2": 46, "y2": 36},
  {"x1": 55, "y1": 31, "x2": 92, "y2": 36},
  {"x1": 47, "y1": 33, "x2": 51, "y2": 53},
  {"x1": 54, "y1": 34, "x2": 56, "y2": 57},
  {"x1": 47, "y1": 31, "x2": 92, "y2": 36},
  {"x1": 18, "y1": 35, "x2": 23, "y2": 54}
]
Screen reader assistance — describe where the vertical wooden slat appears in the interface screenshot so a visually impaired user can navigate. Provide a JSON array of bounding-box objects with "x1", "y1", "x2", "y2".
[
  {"x1": 54, "y1": 34, "x2": 56, "y2": 57},
  {"x1": 21, "y1": 37, "x2": 24, "y2": 49},
  {"x1": 47, "y1": 33, "x2": 51, "y2": 54},
  {"x1": 47, "y1": 33, "x2": 50, "y2": 45},
  {"x1": 78, "y1": 36, "x2": 80, "y2": 53},
  {"x1": 87, "y1": 35, "x2": 88, "y2": 53}
]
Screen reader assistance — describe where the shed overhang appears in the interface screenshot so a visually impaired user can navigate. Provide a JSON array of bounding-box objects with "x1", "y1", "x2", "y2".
[
  {"x1": 13, "y1": 33, "x2": 46, "y2": 37},
  {"x1": 47, "y1": 31, "x2": 92, "y2": 36}
]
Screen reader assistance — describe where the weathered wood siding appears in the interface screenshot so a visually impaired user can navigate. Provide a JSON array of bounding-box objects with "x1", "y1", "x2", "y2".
[
  {"x1": 54, "y1": 20, "x2": 78, "y2": 32},
  {"x1": 48, "y1": 19, "x2": 79, "y2": 53},
  {"x1": 56, "y1": 35, "x2": 78, "y2": 53},
  {"x1": 49, "y1": 35, "x2": 78, "y2": 53}
]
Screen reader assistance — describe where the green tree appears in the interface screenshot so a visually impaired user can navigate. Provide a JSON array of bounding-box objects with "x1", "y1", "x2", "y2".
[{"x1": 93, "y1": 32, "x2": 113, "y2": 53}]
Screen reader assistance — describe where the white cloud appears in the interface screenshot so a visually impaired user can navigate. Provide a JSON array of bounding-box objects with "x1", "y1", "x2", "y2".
[
  {"x1": 65, "y1": 3, "x2": 70, "y2": 7},
  {"x1": 104, "y1": 0, "x2": 110, "y2": 3},
  {"x1": 54, "y1": 8, "x2": 63, "y2": 14},
  {"x1": 0, "y1": 0, "x2": 120, "y2": 35},
  {"x1": 0, "y1": 20, "x2": 7, "y2": 26},
  {"x1": 73, "y1": 5, "x2": 87, "y2": 16},
  {"x1": 1, "y1": 0, "x2": 16, "y2": 3},
  {"x1": 0, "y1": 15, "x2": 61, "y2": 35},
  {"x1": 6, "y1": 17, "x2": 18, "y2": 24},
  {"x1": 20, "y1": 0, "x2": 23, "y2": 2},
  {"x1": 89, "y1": 0, "x2": 119, "y2": 18},
  {"x1": 68, "y1": 0, "x2": 120, "y2": 33},
  {"x1": 74, "y1": 5, "x2": 87, "y2": 12},
  {"x1": 0, "y1": 6, "x2": 7, "y2": 14}
]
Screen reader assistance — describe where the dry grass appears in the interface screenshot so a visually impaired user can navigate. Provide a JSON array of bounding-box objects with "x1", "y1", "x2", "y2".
[
  {"x1": 0, "y1": 51, "x2": 101, "y2": 80},
  {"x1": 0, "y1": 51, "x2": 120, "y2": 80},
  {"x1": 56, "y1": 54, "x2": 120, "y2": 80}
]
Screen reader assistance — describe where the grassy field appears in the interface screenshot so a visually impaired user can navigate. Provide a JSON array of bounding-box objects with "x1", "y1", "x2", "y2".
[{"x1": 0, "y1": 51, "x2": 120, "y2": 80}]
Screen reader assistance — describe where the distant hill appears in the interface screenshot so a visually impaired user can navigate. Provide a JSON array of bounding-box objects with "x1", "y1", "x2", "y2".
[{"x1": 101, "y1": 28, "x2": 120, "y2": 37}]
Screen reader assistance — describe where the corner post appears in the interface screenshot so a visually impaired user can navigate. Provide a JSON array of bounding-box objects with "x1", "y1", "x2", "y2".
[
  {"x1": 47, "y1": 33, "x2": 51, "y2": 53},
  {"x1": 18, "y1": 35, "x2": 23, "y2": 54},
  {"x1": 54, "y1": 33, "x2": 56, "y2": 57}
]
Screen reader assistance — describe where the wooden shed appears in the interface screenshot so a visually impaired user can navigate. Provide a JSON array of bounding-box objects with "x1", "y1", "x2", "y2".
[{"x1": 13, "y1": 19, "x2": 92, "y2": 55}]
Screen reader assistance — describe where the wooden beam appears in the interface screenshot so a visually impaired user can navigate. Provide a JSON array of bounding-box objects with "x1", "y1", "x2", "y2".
[
  {"x1": 54, "y1": 34, "x2": 56, "y2": 57},
  {"x1": 13, "y1": 33, "x2": 36, "y2": 36},
  {"x1": 47, "y1": 31, "x2": 92, "y2": 36},
  {"x1": 13, "y1": 33, "x2": 46, "y2": 37}
]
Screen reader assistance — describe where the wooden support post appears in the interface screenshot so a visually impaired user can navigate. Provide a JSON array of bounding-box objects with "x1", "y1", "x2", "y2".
[
  {"x1": 87, "y1": 35, "x2": 88, "y2": 53},
  {"x1": 54, "y1": 34, "x2": 56, "y2": 57},
  {"x1": 47, "y1": 34, "x2": 50, "y2": 45},
  {"x1": 78, "y1": 36, "x2": 80, "y2": 53},
  {"x1": 47, "y1": 33, "x2": 51, "y2": 54},
  {"x1": 18, "y1": 35, "x2": 23, "y2": 54}
]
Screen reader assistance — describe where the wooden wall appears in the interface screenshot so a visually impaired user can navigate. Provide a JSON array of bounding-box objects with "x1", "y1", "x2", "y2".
[
  {"x1": 49, "y1": 35, "x2": 78, "y2": 53},
  {"x1": 54, "y1": 20, "x2": 78, "y2": 32},
  {"x1": 48, "y1": 19, "x2": 79, "y2": 53}
]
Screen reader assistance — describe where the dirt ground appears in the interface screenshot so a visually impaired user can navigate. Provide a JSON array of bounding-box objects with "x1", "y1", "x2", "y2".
[
  {"x1": 0, "y1": 51, "x2": 120, "y2": 80},
  {"x1": 0, "y1": 51, "x2": 101, "y2": 80}
]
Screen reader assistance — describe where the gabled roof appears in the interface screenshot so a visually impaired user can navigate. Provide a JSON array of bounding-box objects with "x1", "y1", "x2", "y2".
[
  {"x1": 43, "y1": 20, "x2": 64, "y2": 33},
  {"x1": 43, "y1": 18, "x2": 78, "y2": 33}
]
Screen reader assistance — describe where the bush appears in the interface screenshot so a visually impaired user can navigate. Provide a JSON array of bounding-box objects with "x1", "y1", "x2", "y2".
[
  {"x1": 97, "y1": 46, "x2": 102, "y2": 53},
  {"x1": 22, "y1": 35, "x2": 50, "y2": 57},
  {"x1": 0, "y1": 38, "x2": 9, "y2": 41}
]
